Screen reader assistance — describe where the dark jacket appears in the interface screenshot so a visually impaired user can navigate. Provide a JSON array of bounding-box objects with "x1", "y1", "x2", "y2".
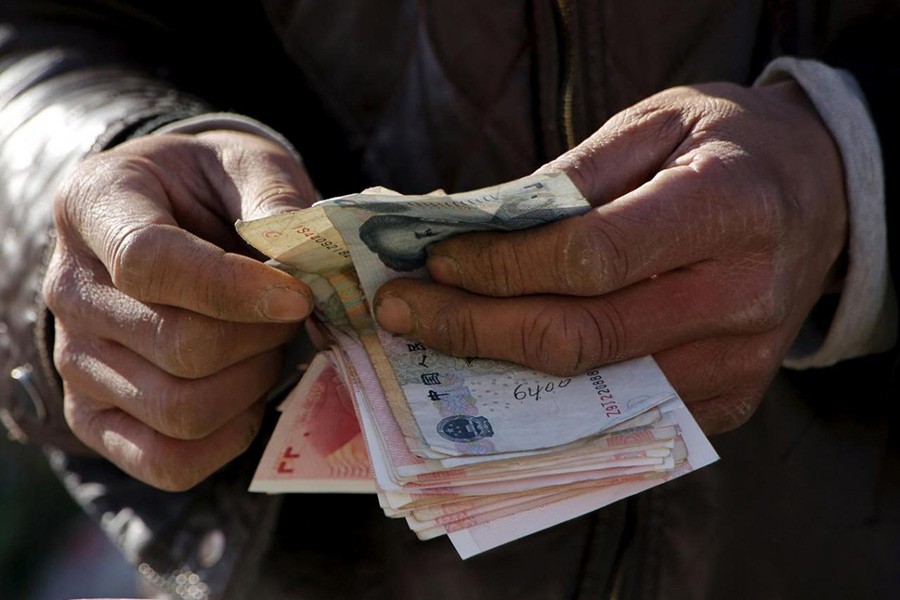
[{"x1": 1, "y1": 2, "x2": 899, "y2": 598}]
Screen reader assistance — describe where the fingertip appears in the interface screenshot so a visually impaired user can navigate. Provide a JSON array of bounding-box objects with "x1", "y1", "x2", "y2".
[
  {"x1": 373, "y1": 294, "x2": 413, "y2": 335},
  {"x1": 426, "y1": 252, "x2": 460, "y2": 286},
  {"x1": 258, "y1": 285, "x2": 312, "y2": 322}
]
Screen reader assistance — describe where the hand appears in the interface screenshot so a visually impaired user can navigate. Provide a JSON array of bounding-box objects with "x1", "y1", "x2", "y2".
[
  {"x1": 374, "y1": 81, "x2": 847, "y2": 433},
  {"x1": 44, "y1": 130, "x2": 316, "y2": 490}
]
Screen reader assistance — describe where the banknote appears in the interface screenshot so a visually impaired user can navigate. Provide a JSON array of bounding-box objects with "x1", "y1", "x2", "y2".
[
  {"x1": 325, "y1": 327, "x2": 700, "y2": 506},
  {"x1": 250, "y1": 340, "x2": 716, "y2": 556},
  {"x1": 445, "y1": 401, "x2": 717, "y2": 558},
  {"x1": 249, "y1": 354, "x2": 375, "y2": 493},
  {"x1": 326, "y1": 325, "x2": 679, "y2": 487}
]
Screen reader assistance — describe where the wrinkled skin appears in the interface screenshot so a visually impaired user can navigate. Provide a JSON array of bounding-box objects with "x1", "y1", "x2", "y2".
[
  {"x1": 374, "y1": 81, "x2": 847, "y2": 434},
  {"x1": 44, "y1": 131, "x2": 316, "y2": 491}
]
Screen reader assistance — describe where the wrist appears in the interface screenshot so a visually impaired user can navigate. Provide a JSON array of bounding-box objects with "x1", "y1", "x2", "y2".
[{"x1": 756, "y1": 57, "x2": 897, "y2": 368}]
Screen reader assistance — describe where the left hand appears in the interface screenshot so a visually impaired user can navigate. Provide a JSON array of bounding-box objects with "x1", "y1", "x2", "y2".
[
  {"x1": 373, "y1": 81, "x2": 847, "y2": 434},
  {"x1": 44, "y1": 130, "x2": 317, "y2": 490}
]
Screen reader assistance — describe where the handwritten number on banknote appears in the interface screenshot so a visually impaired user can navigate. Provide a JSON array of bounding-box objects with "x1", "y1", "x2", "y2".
[{"x1": 513, "y1": 378, "x2": 571, "y2": 402}]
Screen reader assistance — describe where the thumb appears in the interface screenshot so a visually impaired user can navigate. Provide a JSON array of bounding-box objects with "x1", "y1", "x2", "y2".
[{"x1": 535, "y1": 89, "x2": 694, "y2": 205}]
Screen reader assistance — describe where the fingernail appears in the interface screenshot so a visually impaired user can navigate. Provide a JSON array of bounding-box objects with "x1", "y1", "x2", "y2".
[
  {"x1": 260, "y1": 287, "x2": 311, "y2": 321},
  {"x1": 428, "y1": 253, "x2": 460, "y2": 285},
  {"x1": 375, "y1": 295, "x2": 413, "y2": 334}
]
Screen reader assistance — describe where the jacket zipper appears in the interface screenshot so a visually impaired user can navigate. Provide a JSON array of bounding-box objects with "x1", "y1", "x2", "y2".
[
  {"x1": 555, "y1": 0, "x2": 577, "y2": 150},
  {"x1": 555, "y1": 6, "x2": 637, "y2": 597}
]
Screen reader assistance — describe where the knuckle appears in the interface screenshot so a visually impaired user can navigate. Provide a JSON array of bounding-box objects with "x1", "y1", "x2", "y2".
[
  {"x1": 482, "y1": 243, "x2": 526, "y2": 296},
  {"x1": 56, "y1": 151, "x2": 158, "y2": 237},
  {"x1": 249, "y1": 180, "x2": 305, "y2": 214},
  {"x1": 679, "y1": 150, "x2": 751, "y2": 221},
  {"x1": 435, "y1": 304, "x2": 482, "y2": 359},
  {"x1": 152, "y1": 383, "x2": 215, "y2": 441},
  {"x1": 520, "y1": 309, "x2": 579, "y2": 375},
  {"x1": 52, "y1": 334, "x2": 107, "y2": 386},
  {"x1": 754, "y1": 287, "x2": 790, "y2": 331},
  {"x1": 716, "y1": 344, "x2": 777, "y2": 391},
  {"x1": 575, "y1": 217, "x2": 633, "y2": 291},
  {"x1": 142, "y1": 411, "x2": 262, "y2": 492},
  {"x1": 521, "y1": 303, "x2": 620, "y2": 376},
  {"x1": 52, "y1": 334, "x2": 80, "y2": 378},
  {"x1": 588, "y1": 98, "x2": 689, "y2": 159},
  {"x1": 707, "y1": 389, "x2": 764, "y2": 433},
  {"x1": 153, "y1": 314, "x2": 229, "y2": 378},
  {"x1": 683, "y1": 147, "x2": 736, "y2": 183},
  {"x1": 142, "y1": 452, "x2": 208, "y2": 492},
  {"x1": 622, "y1": 101, "x2": 689, "y2": 144},
  {"x1": 733, "y1": 267, "x2": 790, "y2": 332},
  {"x1": 581, "y1": 299, "x2": 628, "y2": 365},
  {"x1": 695, "y1": 343, "x2": 778, "y2": 434},
  {"x1": 107, "y1": 224, "x2": 164, "y2": 300},
  {"x1": 739, "y1": 344, "x2": 781, "y2": 386},
  {"x1": 744, "y1": 172, "x2": 791, "y2": 238},
  {"x1": 61, "y1": 391, "x2": 94, "y2": 441},
  {"x1": 42, "y1": 257, "x2": 79, "y2": 318}
]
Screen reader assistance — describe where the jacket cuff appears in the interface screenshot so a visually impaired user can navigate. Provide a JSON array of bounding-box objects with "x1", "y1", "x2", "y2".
[
  {"x1": 755, "y1": 57, "x2": 898, "y2": 369},
  {"x1": 151, "y1": 112, "x2": 304, "y2": 165}
]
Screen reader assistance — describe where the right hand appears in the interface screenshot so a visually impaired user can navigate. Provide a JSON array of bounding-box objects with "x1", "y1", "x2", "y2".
[
  {"x1": 375, "y1": 82, "x2": 846, "y2": 434},
  {"x1": 44, "y1": 130, "x2": 316, "y2": 491}
]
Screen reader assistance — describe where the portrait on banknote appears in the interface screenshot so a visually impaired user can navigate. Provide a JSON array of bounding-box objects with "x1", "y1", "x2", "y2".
[{"x1": 356, "y1": 201, "x2": 586, "y2": 272}]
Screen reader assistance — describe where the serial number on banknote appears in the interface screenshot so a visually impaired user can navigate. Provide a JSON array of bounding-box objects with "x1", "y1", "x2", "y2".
[
  {"x1": 512, "y1": 377, "x2": 572, "y2": 402},
  {"x1": 586, "y1": 370, "x2": 621, "y2": 417}
]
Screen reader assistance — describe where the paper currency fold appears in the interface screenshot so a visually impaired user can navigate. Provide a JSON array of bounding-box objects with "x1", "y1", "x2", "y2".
[{"x1": 244, "y1": 173, "x2": 718, "y2": 558}]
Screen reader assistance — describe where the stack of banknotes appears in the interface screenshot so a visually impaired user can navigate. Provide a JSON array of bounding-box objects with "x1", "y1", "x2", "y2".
[{"x1": 239, "y1": 173, "x2": 718, "y2": 559}]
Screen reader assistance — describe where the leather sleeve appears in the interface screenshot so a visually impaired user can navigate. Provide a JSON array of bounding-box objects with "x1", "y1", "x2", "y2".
[
  {"x1": 0, "y1": 6, "x2": 287, "y2": 599},
  {"x1": 0, "y1": 0, "x2": 350, "y2": 447},
  {"x1": 0, "y1": 7, "x2": 211, "y2": 451}
]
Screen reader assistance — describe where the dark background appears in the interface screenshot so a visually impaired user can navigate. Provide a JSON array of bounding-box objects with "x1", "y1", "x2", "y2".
[{"x1": 0, "y1": 437, "x2": 140, "y2": 600}]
